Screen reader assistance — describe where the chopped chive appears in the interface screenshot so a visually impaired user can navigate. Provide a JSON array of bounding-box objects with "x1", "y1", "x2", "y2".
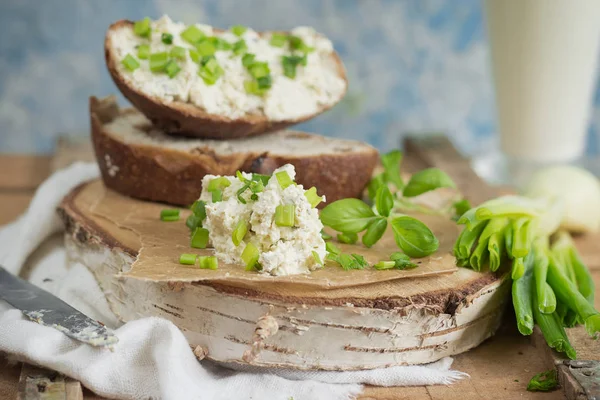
[
  {"x1": 134, "y1": 17, "x2": 152, "y2": 38},
  {"x1": 374, "y1": 261, "x2": 395, "y2": 270},
  {"x1": 312, "y1": 250, "x2": 323, "y2": 265},
  {"x1": 121, "y1": 54, "x2": 140, "y2": 72},
  {"x1": 212, "y1": 190, "x2": 222, "y2": 202},
  {"x1": 275, "y1": 204, "x2": 296, "y2": 227},
  {"x1": 325, "y1": 241, "x2": 341, "y2": 255},
  {"x1": 257, "y1": 75, "x2": 272, "y2": 90},
  {"x1": 191, "y1": 227, "x2": 210, "y2": 249},
  {"x1": 170, "y1": 46, "x2": 187, "y2": 60},
  {"x1": 321, "y1": 230, "x2": 332, "y2": 240},
  {"x1": 165, "y1": 59, "x2": 181, "y2": 78},
  {"x1": 191, "y1": 200, "x2": 207, "y2": 219},
  {"x1": 270, "y1": 33, "x2": 288, "y2": 47},
  {"x1": 189, "y1": 49, "x2": 200, "y2": 63},
  {"x1": 244, "y1": 80, "x2": 265, "y2": 96},
  {"x1": 198, "y1": 256, "x2": 218, "y2": 270},
  {"x1": 241, "y1": 242, "x2": 260, "y2": 270},
  {"x1": 149, "y1": 52, "x2": 169, "y2": 72},
  {"x1": 242, "y1": 53, "x2": 256, "y2": 67},
  {"x1": 179, "y1": 253, "x2": 197, "y2": 265},
  {"x1": 196, "y1": 39, "x2": 216, "y2": 56},
  {"x1": 137, "y1": 44, "x2": 150, "y2": 59},
  {"x1": 198, "y1": 57, "x2": 223, "y2": 85},
  {"x1": 207, "y1": 177, "x2": 231, "y2": 192},
  {"x1": 160, "y1": 208, "x2": 180, "y2": 221},
  {"x1": 337, "y1": 232, "x2": 358, "y2": 244},
  {"x1": 232, "y1": 39, "x2": 247, "y2": 56},
  {"x1": 275, "y1": 171, "x2": 294, "y2": 189},
  {"x1": 210, "y1": 37, "x2": 232, "y2": 50},
  {"x1": 186, "y1": 214, "x2": 202, "y2": 230},
  {"x1": 304, "y1": 187, "x2": 323, "y2": 208},
  {"x1": 181, "y1": 25, "x2": 205, "y2": 44},
  {"x1": 281, "y1": 54, "x2": 306, "y2": 79},
  {"x1": 161, "y1": 32, "x2": 174, "y2": 44},
  {"x1": 288, "y1": 35, "x2": 314, "y2": 53},
  {"x1": 251, "y1": 194, "x2": 259, "y2": 201},
  {"x1": 252, "y1": 173, "x2": 271, "y2": 185},
  {"x1": 231, "y1": 25, "x2": 247, "y2": 37},
  {"x1": 232, "y1": 220, "x2": 248, "y2": 246},
  {"x1": 247, "y1": 61, "x2": 270, "y2": 79}
]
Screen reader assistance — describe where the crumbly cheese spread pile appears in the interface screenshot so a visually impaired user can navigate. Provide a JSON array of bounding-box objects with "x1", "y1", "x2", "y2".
[
  {"x1": 199, "y1": 164, "x2": 326, "y2": 276},
  {"x1": 109, "y1": 15, "x2": 347, "y2": 121}
]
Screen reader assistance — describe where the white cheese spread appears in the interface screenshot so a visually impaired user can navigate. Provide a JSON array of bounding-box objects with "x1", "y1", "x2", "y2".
[
  {"x1": 108, "y1": 15, "x2": 347, "y2": 121},
  {"x1": 200, "y1": 164, "x2": 326, "y2": 276}
]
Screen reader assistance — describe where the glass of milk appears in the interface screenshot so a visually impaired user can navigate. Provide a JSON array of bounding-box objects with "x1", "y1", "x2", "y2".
[{"x1": 485, "y1": 0, "x2": 600, "y2": 182}]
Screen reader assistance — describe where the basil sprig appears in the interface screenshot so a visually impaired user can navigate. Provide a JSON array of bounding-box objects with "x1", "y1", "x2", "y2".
[{"x1": 403, "y1": 168, "x2": 456, "y2": 197}]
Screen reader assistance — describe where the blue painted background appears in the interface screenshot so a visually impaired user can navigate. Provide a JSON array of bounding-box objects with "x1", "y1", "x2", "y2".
[{"x1": 0, "y1": 0, "x2": 598, "y2": 156}]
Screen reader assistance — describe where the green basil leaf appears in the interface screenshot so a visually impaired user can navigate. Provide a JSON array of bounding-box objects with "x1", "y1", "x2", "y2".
[
  {"x1": 367, "y1": 173, "x2": 385, "y2": 202},
  {"x1": 375, "y1": 185, "x2": 394, "y2": 217},
  {"x1": 403, "y1": 168, "x2": 456, "y2": 197},
  {"x1": 390, "y1": 216, "x2": 439, "y2": 257},
  {"x1": 390, "y1": 252, "x2": 418, "y2": 269},
  {"x1": 320, "y1": 198, "x2": 376, "y2": 233},
  {"x1": 381, "y1": 150, "x2": 404, "y2": 189},
  {"x1": 362, "y1": 217, "x2": 387, "y2": 248}
]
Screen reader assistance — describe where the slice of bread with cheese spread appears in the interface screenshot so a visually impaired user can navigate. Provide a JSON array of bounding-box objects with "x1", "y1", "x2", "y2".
[
  {"x1": 105, "y1": 16, "x2": 347, "y2": 140},
  {"x1": 91, "y1": 96, "x2": 378, "y2": 206}
]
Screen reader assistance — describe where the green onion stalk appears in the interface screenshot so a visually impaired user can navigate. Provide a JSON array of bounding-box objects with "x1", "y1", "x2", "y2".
[{"x1": 453, "y1": 195, "x2": 600, "y2": 358}]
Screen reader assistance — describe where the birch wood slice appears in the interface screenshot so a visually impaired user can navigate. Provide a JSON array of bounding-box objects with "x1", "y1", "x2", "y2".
[{"x1": 58, "y1": 182, "x2": 510, "y2": 371}]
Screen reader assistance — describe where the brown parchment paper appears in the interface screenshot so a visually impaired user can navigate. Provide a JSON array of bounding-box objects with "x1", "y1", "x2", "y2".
[{"x1": 87, "y1": 180, "x2": 458, "y2": 289}]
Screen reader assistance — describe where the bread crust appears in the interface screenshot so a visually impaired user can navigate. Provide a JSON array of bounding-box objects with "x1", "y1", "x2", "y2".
[
  {"x1": 105, "y1": 20, "x2": 348, "y2": 140},
  {"x1": 91, "y1": 96, "x2": 379, "y2": 206}
]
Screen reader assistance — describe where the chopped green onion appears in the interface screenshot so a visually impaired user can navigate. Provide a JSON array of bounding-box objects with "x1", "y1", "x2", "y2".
[
  {"x1": 244, "y1": 80, "x2": 265, "y2": 96},
  {"x1": 527, "y1": 370, "x2": 559, "y2": 392},
  {"x1": 275, "y1": 204, "x2": 296, "y2": 227},
  {"x1": 191, "y1": 227, "x2": 209, "y2": 249},
  {"x1": 165, "y1": 59, "x2": 181, "y2": 78},
  {"x1": 281, "y1": 55, "x2": 306, "y2": 79},
  {"x1": 186, "y1": 214, "x2": 202, "y2": 230},
  {"x1": 236, "y1": 183, "x2": 250, "y2": 204},
  {"x1": 134, "y1": 17, "x2": 152, "y2": 38},
  {"x1": 137, "y1": 44, "x2": 150, "y2": 60},
  {"x1": 149, "y1": 52, "x2": 169, "y2": 72},
  {"x1": 257, "y1": 75, "x2": 272, "y2": 90},
  {"x1": 242, "y1": 53, "x2": 256, "y2": 67},
  {"x1": 170, "y1": 46, "x2": 187, "y2": 60},
  {"x1": 198, "y1": 256, "x2": 218, "y2": 270},
  {"x1": 181, "y1": 25, "x2": 205, "y2": 44},
  {"x1": 247, "y1": 61, "x2": 270, "y2": 79},
  {"x1": 231, "y1": 25, "x2": 247, "y2": 37},
  {"x1": 121, "y1": 54, "x2": 140, "y2": 72},
  {"x1": 374, "y1": 261, "x2": 395, "y2": 270},
  {"x1": 334, "y1": 253, "x2": 367, "y2": 270},
  {"x1": 207, "y1": 177, "x2": 231, "y2": 192},
  {"x1": 189, "y1": 49, "x2": 200, "y2": 63},
  {"x1": 321, "y1": 230, "x2": 332, "y2": 240},
  {"x1": 210, "y1": 37, "x2": 232, "y2": 50},
  {"x1": 288, "y1": 35, "x2": 314, "y2": 53},
  {"x1": 337, "y1": 232, "x2": 358, "y2": 244},
  {"x1": 325, "y1": 241, "x2": 341, "y2": 255},
  {"x1": 196, "y1": 39, "x2": 216, "y2": 56},
  {"x1": 212, "y1": 190, "x2": 223, "y2": 202},
  {"x1": 161, "y1": 33, "x2": 174, "y2": 44},
  {"x1": 232, "y1": 220, "x2": 248, "y2": 246},
  {"x1": 160, "y1": 209, "x2": 180, "y2": 221},
  {"x1": 251, "y1": 194, "x2": 259, "y2": 201},
  {"x1": 275, "y1": 171, "x2": 294, "y2": 189},
  {"x1": 198, "y1": 57, "x2": 224, "y2": 85},
  {"x1": 312, "y1": 250, "x2": 323, "y2": 265},
  {"x1": 241, "y1": 242, "x2": 260, "y2": 270},
  {"x1": 270, "y1": 33, "x2": 287, "y2": 47},
  {"x1": 304, "y1": 187, "x2": 323, "y2": 208},
  {"x1": 179, "y1": 253, "x2": 197, "y2": 265},
  {"x1": 232, "y1": 40, "x2": 247, "y2": 56},
  {"x1": 252, "y1": 173, "x2": 271, "y2": 185},
  {"x1": 191, "y1": 200, "x2": 207, "y2": 219}
]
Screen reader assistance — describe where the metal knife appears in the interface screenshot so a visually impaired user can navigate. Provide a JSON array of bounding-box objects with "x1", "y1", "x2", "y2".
[{"x1": 0, "y1": 266, "x2": 118, "y2": 347}]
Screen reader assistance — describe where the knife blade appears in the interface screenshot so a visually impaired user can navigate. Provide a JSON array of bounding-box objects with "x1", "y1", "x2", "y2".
[{"x1": 0, "y1": 266, "x2": 118, "y2": 347}]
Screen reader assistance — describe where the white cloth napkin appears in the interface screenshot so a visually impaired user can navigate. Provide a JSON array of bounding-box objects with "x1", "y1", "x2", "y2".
[{"x1": 0, "y1": 162, "x2": 468, "y2": 400}]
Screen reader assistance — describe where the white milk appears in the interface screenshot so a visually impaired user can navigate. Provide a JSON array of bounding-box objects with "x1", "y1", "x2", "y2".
[{"x1": 486, "y1": 0, "x2": 600, "y2": 163}]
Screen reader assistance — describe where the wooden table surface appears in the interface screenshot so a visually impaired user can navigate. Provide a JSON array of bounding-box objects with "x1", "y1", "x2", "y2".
[{"x1": 1, "y1": 152, "x2": 597, "y2": 400}]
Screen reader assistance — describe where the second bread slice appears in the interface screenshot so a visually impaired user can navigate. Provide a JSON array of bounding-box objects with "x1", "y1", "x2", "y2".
[{"x1": 91, "y1": 96, "x2": 378, "y2": 206}]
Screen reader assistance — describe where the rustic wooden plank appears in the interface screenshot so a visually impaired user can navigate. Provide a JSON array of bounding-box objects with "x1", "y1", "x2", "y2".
[
  {"x1": 0, "y1": 156, "x2": 52, "y2": 190},
  {"x1": 17, "y1": 364, "x2": 82, "y2": 400}
]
